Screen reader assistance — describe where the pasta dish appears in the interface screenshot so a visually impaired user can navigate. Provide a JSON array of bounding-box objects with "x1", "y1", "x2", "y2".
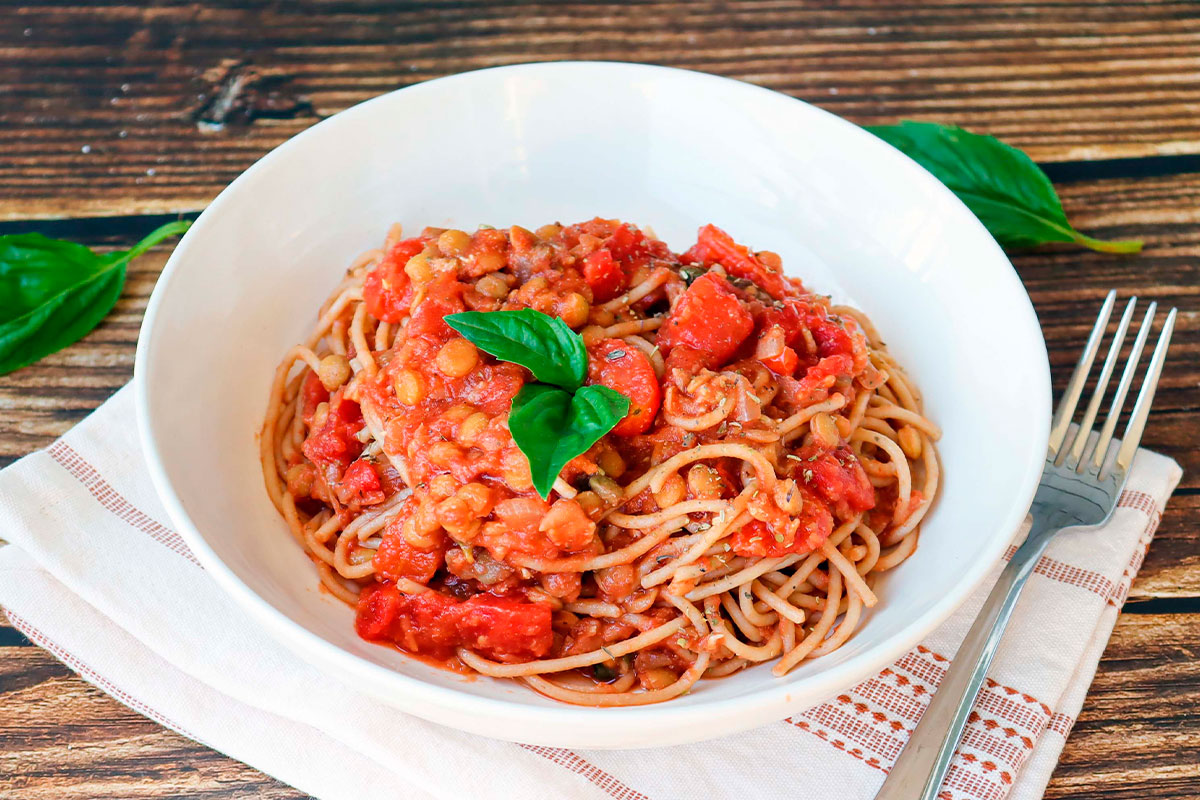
[{"x1": 261, "y1": 219, "x2": 939, "y2": 706}]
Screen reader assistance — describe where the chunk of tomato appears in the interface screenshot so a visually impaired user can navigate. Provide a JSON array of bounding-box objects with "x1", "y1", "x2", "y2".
[
  {"x1": 656, "y1": 273, "x2": 753, "y2": 369},
  {"x1": 729, "y1": 487, "x2": 834, "y2": 558},
  {"x1": 405, "y1": 270, "x2": 465, "y2": 341},
  {"x1": 300, "y1": 371, "x2": 329, "y2": 425},
  {"x1": 456, "y1": 595, "x2": 553, "y2": 661},
  {"x1": 587, "y1": 338, "x2": 661, "y2": 436},
  {"x1": 355, "y1": 584, "x2": 553, "y2": 662},
  {"x1": 582, "y1": 249, "x2": 626, "y2": 302},
  {"x1": 338, "y1": 459, "x2": 386, "y2": 506},
  {"x1": 363, "y1": 237, "x2": 426, "y2": 323},
  {"x1": 794, "y1": 444, "x2": 876, "y2": 517},
  {"x1": 374, "y1": 514, "x2": 445, "y2": 584},
  {"x1": 798, "y1": 354, "x2": 854, "y2": 403},
  {"x1": 356, "y1": 585, "x2": 464, "y2": 659},
  {"x1": 355, "y1": 582, "x2": 403, "y2": 640},
  {"x1": 606, "y1": 223, "x2": 671, "y2": 267},
  {"x1": 759, "y1": 345, "x2": 799, "y2": 376},
  {"x1": 682, "y1": 224, "x2": 798, "y2": 300},
  {"x1": 301, "y1": 391, "x2": 364, "y2": 472}
]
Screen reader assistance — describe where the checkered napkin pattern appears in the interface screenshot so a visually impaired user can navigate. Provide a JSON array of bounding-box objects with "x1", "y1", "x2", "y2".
[{"x1": 0, "y1": 385, "x2": 1181, "y2": 800}]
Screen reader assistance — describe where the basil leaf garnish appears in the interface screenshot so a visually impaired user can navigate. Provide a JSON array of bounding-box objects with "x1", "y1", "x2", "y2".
[
  {"x1": 0, "y1": 220, "x2": 191, "y2": 375},
  {"x1": 508, "y1": 383, "x2": 630, "y2": 499},
  {"x1": 867, "y1": 121, "x2": 1142, "y2": 254},
  {"x1": 445, "y1": 308, "x2": 588, "y2": 389}
]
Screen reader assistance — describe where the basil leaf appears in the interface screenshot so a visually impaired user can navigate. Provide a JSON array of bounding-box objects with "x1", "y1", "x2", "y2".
[
  {"x1": 445, "y1": 308, "x2": 587, "y2": 389},
  {"x1": 0, "y1": 220, "x2": 191, "y2": 374},
  {"x1": 0, "y1": 235, "x2": 109, "y2": 318},
  {"x1": 509, "y1": 383, "x2": 630, "y2": 499},
  {"x1": 866, "y1": 121, "x2": 1142, "y2": 255}
]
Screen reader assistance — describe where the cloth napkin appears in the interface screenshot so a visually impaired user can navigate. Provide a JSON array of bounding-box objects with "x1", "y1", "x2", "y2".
[{"x1": 0, "y1": 385, "x2": 1181, "y2": 800}]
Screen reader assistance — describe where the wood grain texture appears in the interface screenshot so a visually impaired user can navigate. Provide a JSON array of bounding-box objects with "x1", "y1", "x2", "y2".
[
  {"x1": 4, "y1": 1, "x2": 1200, "y2": 219},
  {"x1": 1044, "y1": 613, "x2": 1200, "y2": 799},
  {"x1": 4, "y1": 3, "x2": 1200, "y2": 793},
  {"x1": 0, "y1": 645, "x2": 308, "y2": 800}
]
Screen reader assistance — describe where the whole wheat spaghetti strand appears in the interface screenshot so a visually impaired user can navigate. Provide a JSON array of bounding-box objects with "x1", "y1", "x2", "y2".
[
  {"x1": 664, "y1": 592, "x2": 709, "y2": 635},
  {"x1": 720, "y1": 591, "x2": 766, "y2": 642},
  {"x1": 821, "y1": 539, "x2": 877, "y2": 607},
  {"x1": 349, "y1": 302, "x2": 377, "y2": 377},
  {"x1": 715, "y1": 628, "x2": 783, "y2": 662},
  {"x1": 777, "y1": 393, "x2": 847, "y2": 438},
  {"x1": 750, "y1": 579, "x2": 808, "y2": 625},
  {"x1": 601, "y1": 318, "x2": 664, "y2": 338},
  {"x1": 661, "y1": 391, "x2": 734, "y2": 431},
  {"x1": 522, "y1": 652, "x2": 710, "y2": 706},
  {"x1": 866, "y1": 402, "x2": 942, "y2": 439},
  {"x1": 809, "y1": 582, "x2": 864, "y2": 657},
  {"x1": 852, "y1": 428, "x2": 912, "y2": 524},
  {"x1": 875, "y1": 531, "x2": 920, "y2": 571},
  {"x1": 317, "y1": 562, "x2": 360, "y2": 605},
  {"x1": 600, "y1": 267, "x2": 672, "y2": 312},
  {"x1": 607, "y1": 499, "x2": 728, "y2": 529},
  {"x1": 846, "y1": 387, "x2": 873, "y2": 433},
  {"x1": 623, "y1": 443, "x2": 777, "y2": 500},
  {"x1": 641, "y1": 504, "x2": 752, "y2": 588},
  {"x1": 343, "y1": 491, "x2": 411, "y2": 540},
  {"x1": 881, "y1": 431, "x2": 940, "y2": 546},
  {"x1": 738, "y1": 582, "x2": 777, "y2": 627},
  {"x1": 564, "y1": 600, "x2": 623, "y2": 618},
  {"x1": 304, "y1": 286, "x2": 363, "y2": 351},
  {"x1": 458, "y1": 616, "x2": 689, "y2": 677},
  {"x1": 773, "y1": 565, "x2": 843, "y2": 675},
  {"x1": 853, "y1": 522, "x2": 882, "y2": 576},
  {"x1": 686, "y1": 553, "x2": 802, "y2": 601},
  {"x1": 374, "y1": 320, "x2": 391, "y2": 352},
  {"x1": 334, "y1": 529, "x2": 376, "y2": 579},
  {"x1": 510, "y1": 517, "x2": 686, "y2": 573},
  {"x1": 705, "y1": 657, "x2": 751, "y2": 678},
  {"x1": 622, "y1": 334, "x2": 665, "y2": 378},
  {"x1": 770, "y1": 516, "x2": 861, "y2": 600}
]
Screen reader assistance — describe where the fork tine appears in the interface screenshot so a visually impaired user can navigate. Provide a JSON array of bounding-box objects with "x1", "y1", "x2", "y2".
[
  {"x1": 1062, "y1": 297, "x2": 1138, "y2": 468},
  {"x1": 1092, "y1": 302, "x2": 1156, "y2": 472},
  {"x1": 1108, "y1": 307, "x2": 1177, "y2": 478},
  {"x1": 1048, "y1": 290, "x2": 1116, "y2": 456}
]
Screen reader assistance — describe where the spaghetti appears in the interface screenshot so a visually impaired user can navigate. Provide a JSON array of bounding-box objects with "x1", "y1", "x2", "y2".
[{"x1": 261, "y1": 219, "x2": 940, "y2": 705}]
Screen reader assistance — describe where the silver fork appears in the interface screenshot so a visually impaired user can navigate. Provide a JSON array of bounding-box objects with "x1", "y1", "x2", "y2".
[{"x1": 876, "y1": 291, "x2": 1177, "y2": 800}]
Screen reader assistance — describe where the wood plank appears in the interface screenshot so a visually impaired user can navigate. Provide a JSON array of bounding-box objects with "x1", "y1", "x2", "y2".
[
  {"x1": 1129, "y1": 494, "x2": 1200, "y2": 600},
  {"x1": 0, "y1": 648, "x2": 308, "y2": 799},
  {"x1": 5, "y1": 1, "x2": 1200, "y2": 219},
  {"x1": 1045, "y1": 612, "x2": 1200, "y2": 798}
]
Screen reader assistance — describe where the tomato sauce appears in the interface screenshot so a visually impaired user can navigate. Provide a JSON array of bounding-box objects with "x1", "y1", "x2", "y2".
[{"x1": 288, "y1": 219, "x2": 882, "y2": 671}]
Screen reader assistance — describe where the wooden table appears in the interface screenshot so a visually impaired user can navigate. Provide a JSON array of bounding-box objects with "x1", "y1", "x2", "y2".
[{"x1": 1, "y1": 3, "x2": 1198, "y2": 797}]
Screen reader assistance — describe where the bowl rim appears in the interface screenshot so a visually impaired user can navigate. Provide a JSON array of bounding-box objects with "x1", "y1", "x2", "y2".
[{"x1": 134, "y1": 60, "x2": 1051, "y2": 739}]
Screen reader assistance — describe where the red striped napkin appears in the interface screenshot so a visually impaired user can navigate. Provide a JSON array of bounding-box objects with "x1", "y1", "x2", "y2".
[{"x1": 0, "y1": 386, "x2": 1181, "y2": 800}]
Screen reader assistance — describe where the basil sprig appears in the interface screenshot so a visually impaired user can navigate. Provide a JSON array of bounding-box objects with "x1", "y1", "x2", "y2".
[
  {"x1": 0, "y1": 220, "x2": 191, "y2": 375},
  {"x1": 867, "y1": 121, "x2": 1143, "y2": 255},
  {"x1": 445, "y1": 309, "x2": 630, "y2": 499},
  {"x1": 509, "y1": 383, "x2": 630, "y2": 499}
]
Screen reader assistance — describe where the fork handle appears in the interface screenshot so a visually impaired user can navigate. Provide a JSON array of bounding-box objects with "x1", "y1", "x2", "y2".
[{"x1": 874, "y1": 530, "x2": 1052, "y2": 800}]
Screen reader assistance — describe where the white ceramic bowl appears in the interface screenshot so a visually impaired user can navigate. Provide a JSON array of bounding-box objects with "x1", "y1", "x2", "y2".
[{"x1": 136, "y1": 62, "x2": 1050, "y2": 749}]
